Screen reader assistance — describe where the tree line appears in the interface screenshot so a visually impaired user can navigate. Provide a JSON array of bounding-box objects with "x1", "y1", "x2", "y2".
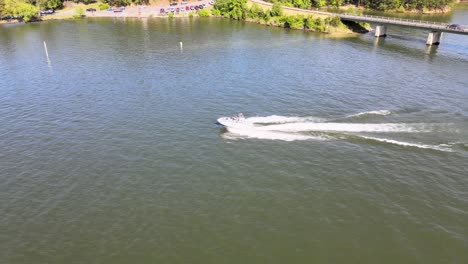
[
  {"x1": 0, "y1": 0, "x2": 140, "y2": 21},
  {"x1": 266, "y1": 0, "x2": 456, "y2": 11},
  {"x1": 0, "y1": 0, "x2": 457, "y2": 23},
  {"x1": 213, "y1": 0, "x2": 347, "y2": 31}
]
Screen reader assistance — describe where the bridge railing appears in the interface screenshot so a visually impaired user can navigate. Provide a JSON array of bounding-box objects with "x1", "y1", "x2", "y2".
[
  {"x1": 339, "y1": 13, "x2": 467, "y2": 32},
  {"x1": 339, "y1": 14, "x2": 447, "y2": 26}
]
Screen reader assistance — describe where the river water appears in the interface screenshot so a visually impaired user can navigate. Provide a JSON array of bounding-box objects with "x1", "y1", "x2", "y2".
[{"x1": 1, "y1": 7, "x2": 467, "y2": 264}]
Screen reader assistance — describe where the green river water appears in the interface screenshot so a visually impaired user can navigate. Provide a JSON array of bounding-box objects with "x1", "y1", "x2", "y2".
[{"x1": 1, "y1": 6, "x2": 467, "y2": 264}]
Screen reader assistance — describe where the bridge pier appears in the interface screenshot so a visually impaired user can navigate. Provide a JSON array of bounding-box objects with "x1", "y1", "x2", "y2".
[
  {"x1": 426, "y1": 31, "x2": 442, "y2": 45},
  {"x1": 374, "y1": 25, "x2": 387, "y2": 37}
]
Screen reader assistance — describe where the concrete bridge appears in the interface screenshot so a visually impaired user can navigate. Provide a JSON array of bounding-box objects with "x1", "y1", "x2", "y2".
[
  {"x1": 338, "y1": 13, "x2": 468, "y2": 45},
  {"x1": 249, "y1": 0, "x2": 468, "y2": 45}
]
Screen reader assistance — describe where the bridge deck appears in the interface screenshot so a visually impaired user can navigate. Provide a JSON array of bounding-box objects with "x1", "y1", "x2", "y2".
[{"x1": 339, "y1": 14, "x2": 468, "y2": 35}]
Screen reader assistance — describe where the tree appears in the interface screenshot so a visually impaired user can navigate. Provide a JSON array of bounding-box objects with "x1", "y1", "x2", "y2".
[
  {"x1": 3, "y1": 0, "x2": 38, "y2": 22},
  {"x1": 213, "y1": 0, "x2": 246, "y2": 19},
  {"x1": 1, "y1": 0, "x2": 6, "y2": 16},
  {"x1": 227, "y1": 0, "x2": 246, "y2": 19},
  {"x1": 29, "y1": 0, "x2": 63, "y2": 10},
  {"x1": 102, "y1": 0, "x2": 130, "y2": 7},
  {"x1": 271, "y1": 1, "x2": 283, "y2": 16}
]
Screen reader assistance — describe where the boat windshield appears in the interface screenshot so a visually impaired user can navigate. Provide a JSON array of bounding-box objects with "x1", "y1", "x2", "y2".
[{"x1": 230, "y1": 113, "x2": 245, "y2": 121}]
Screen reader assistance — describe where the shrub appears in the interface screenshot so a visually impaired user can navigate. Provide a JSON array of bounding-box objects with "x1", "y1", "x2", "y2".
[
  {"x1": 327, "y1": 15, "x2": 343, "y2": 27},
  {"x1": 305, "y1": 16, "x2": 325, "y2": 32},
  {"x1": 211, "y1": 8, "x2": 221, "y2": 16},
  {"x1": 3, "y1": 0, "x2": 38, "y2": 22},
  {"x1": 188, "y1": 11, "x2": 193, "y2": 17},
  {"x1": 198, "y1": 9, "x2": 210, "y2": 17},
  {"x1": 102, "y1": 0, "x2": 130, "y2": 7},
  {"x1": 396, "y1": 6, "x2": 406, "y2": 13},
  {"x1": 168, "y1": 12, "x2": 174, "y2": 18},
  {"x1": 99, "y1": 3, "x2": 109, "y2": 10},
  {"x1": 214, "y1": 0, "x2": 247, "y2": 19},
  {"x1": 314, "y1": 0, "x2": 326, "y2": 8},
  {"x1": 73, "y1": 6, "x2": 85, "y2": 18},
  {"x1": 280, "y1": 15, "x2": 304, "y2": 29},
  {"x1": 247, "y1": 3, "x2": 265, "y2": 19},
  {"x1": 378, "y1": 3, "x2": 388, "y2": 11},
  {"x1": 271, "y1": 1, "x2": 283, "y2": 17}
]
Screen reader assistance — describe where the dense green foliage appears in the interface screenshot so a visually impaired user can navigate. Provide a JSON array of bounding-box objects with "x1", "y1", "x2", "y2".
[
  {"x1": 73, "y1": 5, "x2": 84, "y2": 18},
  {"x1": 1, "y1": 0, "x2": 38, "y2": 22},
  {"x1": 214, "y1": 0, "x2": 247, "y2": 19},
  {"x1": 214, "y1": 0, "x2": 346, "y2": 32},
  {"x1": 198, "y1": 8, "x2": 210, "y2": 17},
  {"x1": 1, "y1": 0, "x2": 61, "y2": 19},
  {"x1": 211, "y1": 8, "x2": 221, "y2": 16},
  {"x1": 0, "y1": 0, "x2": 5, "y2": 16},
  {"x1": 266, "y1": 0, "x2": 455, "y2": 11},
  {"x1": 102, "y1": 0, "x2": 130, "y2": 7},
  {"x1": 98, "y1": 3, "x2": 109, "y2": 10},
  {"x1": 271, "y1": 1, "x2": 283, "y2": 16}
]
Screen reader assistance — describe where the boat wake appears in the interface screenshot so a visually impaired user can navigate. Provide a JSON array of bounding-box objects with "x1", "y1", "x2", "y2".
[
  {"x1": 345, "y1": 110, "x2": 392, "y2": 118},
  {"x1": 218, "y1": 112, "x2": 459, "y2": 152}
]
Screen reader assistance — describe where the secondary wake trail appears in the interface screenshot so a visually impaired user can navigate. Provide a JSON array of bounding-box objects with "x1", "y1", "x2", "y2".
[
  {"x1": 345, "y1": 110, "x2": 392, "y2": 118},
  {"x1": 356, "y1": 135, "x2": 453, "y2": 152}
]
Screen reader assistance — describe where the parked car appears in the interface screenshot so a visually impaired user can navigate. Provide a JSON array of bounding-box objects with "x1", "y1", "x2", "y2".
[
  {"x1": 107, "y1": 7, "x2": 113, "y2": 11},
  {"x1": 86, "y1": 8, "x2": 96, "y2": 12},
  {"x1": 40, "y1": 9, "x2": 54, "y2": 16},
  {"x1": 113, "y1": 7, "x2": 125, "y2": 12},
  {"x1": 160, "y1": 8, "x2": 165, "y2": 14},
  {"x1": 209, "y1": 0, "x2": 214, "y2": 5},
  {"x1": 446, "y1": 24, "x2": 464, "y2": 30},
  {"x1": 1, "y1": 15, "x2": 14, "y2": 20},
  {"x1": 190, "y1": 6, "x2": 195, "y2": 10},
  {"x1": 181, "y1": 1, "x2": 188, "y2": 5},
  {"x1": 170, "y1": 2, "x2": 178, "y2": 6}
]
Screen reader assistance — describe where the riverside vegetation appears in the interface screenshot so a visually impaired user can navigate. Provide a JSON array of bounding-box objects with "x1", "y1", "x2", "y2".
[
  {"x1": 265, "y1": 0, "x2": 456, "y2": 12},
  {"x1": 0, "y1": 0, "x2": 457, "y2": 24},
  {"x1": 213, "y1": 0, "x2": 348, "y2": 32}
]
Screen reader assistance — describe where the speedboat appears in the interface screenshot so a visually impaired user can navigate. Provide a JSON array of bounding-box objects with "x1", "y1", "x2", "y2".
[{"x1": 217, "y1": 113, "x2": 250, "y2": 129}]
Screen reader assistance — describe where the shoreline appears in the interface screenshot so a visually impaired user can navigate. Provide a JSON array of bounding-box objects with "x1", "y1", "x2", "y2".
[{"x1": 2, "y1": 0, "x2": 463, "y2": 34}]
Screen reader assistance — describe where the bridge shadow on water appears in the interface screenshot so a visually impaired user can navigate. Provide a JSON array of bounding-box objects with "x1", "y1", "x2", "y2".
[{"x1": 341, "y1": 31, "x2": 468, "y2": 64}]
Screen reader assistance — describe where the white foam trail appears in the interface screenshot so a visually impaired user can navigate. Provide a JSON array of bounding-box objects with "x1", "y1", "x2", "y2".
[
  {"x1": 246, "y1": 115, "x2": 323, "y2": 124},
  {"x1": 225, "y1": 127, "x2": 327, "y2": 141},
  {"x1": 359, "y1": 135, "x2": 453, "y2": 152},
  {"x1": 255, "y1": 122, "x2": 427, "y2": 133},
  {"x1": 346, "y1": 110, "x2": 392, "y2": 118}
]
